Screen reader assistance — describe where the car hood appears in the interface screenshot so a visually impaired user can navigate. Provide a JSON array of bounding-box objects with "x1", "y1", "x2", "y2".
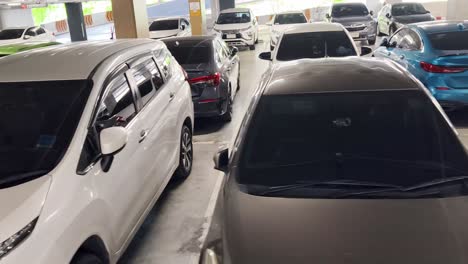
[
  {"x1": 214, "y1": 23, "x2": 251, "y2": 31},
  {"x1": 149, "y1": 29, "x2": 180, "y2": 39},
  {"x1": 225, "y1": 187, "x2": 468, "y2": 264},
  {"x1": 394, "y1": 14, "x2": 433, "y2": 24},
  {"x1": 0, "y1": 175, "x2": 51, "y2": 242},
  {"x1": 331, "y1": 15, "x2": 373, "y2": 26}
]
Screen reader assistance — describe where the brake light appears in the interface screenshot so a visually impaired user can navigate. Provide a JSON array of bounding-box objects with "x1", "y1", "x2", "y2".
[
  {"x1": 420, "y1": 61, "x2": 467, "y2": 73},
  {"x1": 189, "y1": 72, "x2": 221, "y2": 86}
]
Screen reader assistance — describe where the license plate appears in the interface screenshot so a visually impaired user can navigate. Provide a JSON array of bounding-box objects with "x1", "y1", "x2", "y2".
[
  {"x1": 350, "y1": 31, "x2": 360, "y2": 38},
  {"x1": 226, "y1": 34, "x2": 236, "y2": 39}
]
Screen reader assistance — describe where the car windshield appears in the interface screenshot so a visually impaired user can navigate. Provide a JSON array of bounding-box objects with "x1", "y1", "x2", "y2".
[
  {"x1": 392, "y1": 3, "x2": 427, "y2": 16},
  {"x1": 274, "y1": 13, "x2": 307, "y2": 24},
  {"x1": 217, "y1": 12, "x2": 251, "y2": 24},
  {"x1": 277, "y1": 31, "x2": 356, "y2": 61},
  {"x1": 332, "y1": 4, "x2": 369, "y2": 17},
  {"x1": 149, "y1": 20, "x2": 179, "y2": 31},
  {"x1": 0, "y1": 80, "x2": 92, "y2": 188},
  {"x1": 166, "y1": 43, "x2": 211, "y2": 65},
  {"x1": 237, "y1": 91, "x2": 468, "y2": 198},
  {"x1": 429, "y1": 31, "x2": 468, "y2": 51},
  {"x1": 0, "y1": 29, "x2": 24, "y2": 40}
]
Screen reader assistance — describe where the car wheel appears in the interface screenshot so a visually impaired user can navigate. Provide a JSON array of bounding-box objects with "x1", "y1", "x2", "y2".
[
  {"x1": 71, "y1": 253, "x2": 103, "y2": 264},
  {"x1": 221, "y1": 93, "x2": 233, "y2": 122},
  {"x1": 173, "y1": 125, "x2": 193, "y2": 180},
  {"x1": 249, "y1": 44, "x2": 256, "y2": 50},
  {"x1": 368, "y1": 38, "x2": 376, "y2": 45}
]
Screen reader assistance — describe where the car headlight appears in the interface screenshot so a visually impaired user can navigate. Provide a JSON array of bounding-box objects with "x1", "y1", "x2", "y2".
[{"x1": 0, "y1": 218, "x2": 37, "y2": 259}]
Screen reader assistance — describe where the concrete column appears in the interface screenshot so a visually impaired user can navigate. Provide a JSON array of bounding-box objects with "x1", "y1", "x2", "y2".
[
  {"x1": 189, "y1": 0, "x2": 206, "y2": 36},
  {"x1": 65, "y1": 3, "x2": 87, "y2": 42},
  {"x1": 447, "y1": 0, "x2": 468, "y2": 20},
  {"x1": 219, "y1": 0, "x2": 234, "y2": 11},
  {"x1": 111, "y1": 0, "x2": 149, "y2": 39}
]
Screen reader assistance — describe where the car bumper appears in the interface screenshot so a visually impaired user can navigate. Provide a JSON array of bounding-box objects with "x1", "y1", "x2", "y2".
[
  {"x1": 346, "y1": 25, "x2": 377, "y2": 41},
  {"x1": 193, "y1": 97, "x2": 229, "y2": 117}
]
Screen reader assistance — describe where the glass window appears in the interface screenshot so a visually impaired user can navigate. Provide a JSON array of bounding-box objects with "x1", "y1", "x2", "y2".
[
  {"x1": 277, "y1": 31, "x2": 357, "y2": 61},
  {"x1": 0, "y1": 80, "x2": 92, "y2": 185},
  {"x1": 149, "y1": 19, "x2": 179, "y2": 31},
  {"x1": 133, "y1": 61, "x2": 157, "y2": 107},
  {"x1": 237, "y1": 91, "x2": 468, "y2": 198},
  {"x1": 274, "y1": 13, "x2": 307, "y2": 24},
  {"x1": 0, "y1": 29, "x2": 24, "y2": 40},
  {"x1": 429, "y1": 31, "x2": 468, "y2": 51},
  {"x1": 166, "y1": 44, "x2": 212, "y2": 65},
  {"x1": 332, "y1": 4, "x2": 369, "y2": 17},
  {"x1": 154, "y1": 48, "x2": 173, "y2": 79},
  {"x1": 25, "y1": 27, "x2": 37, "y2": 37},
  {"x1": 217, "y1": 12, "x2": 251, "y2": 24},
  {"x1": 389, "y1": 28, "x2": 405, "y2": 44},
  {"x1": 392, "y1": 3, "x2": 427, "y2": 16},
  {"x1": 37, "y1": 28, "x2": 46, "y2": 35}
]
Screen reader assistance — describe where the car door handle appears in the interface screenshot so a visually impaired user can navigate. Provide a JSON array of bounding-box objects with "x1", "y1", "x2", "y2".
[
  {"x1": 139, "y1": 129, "x2": 149, "y2": 143},
  {"x1": 169, "y1": 92, "x2": 175, "y2": 101}
]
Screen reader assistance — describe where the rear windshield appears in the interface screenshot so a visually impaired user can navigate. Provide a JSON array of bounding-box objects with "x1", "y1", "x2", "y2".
[
  {"x1": 274, "y1": 13, "x2": 307, "y2": 24},
  {"x1": 277, "y1": 31, "x2": 356, "y2": 61},
  {"x1": 392, "y1": 3, "x2": 427, "y2": 16},
  {"x1": 0, "y1": 80, "x2": 92, "y2": 188},
  {"x1": 332, "y1": 4, "x2": 369, "y2": 17},
  {"x1": 238, "y1": 91, "x2": 468, "y2": 197},
  {"x1": 217, "y1": 12, "x2": 251, "y2": 24},
  {"x1": 166, "y1": 45, "x2": 211, "y2": 64},
  {"x1": 429, "y1": 31, "x2": 468, "y2": 51},
  {"x1": 150, "y1": 20, "x2": 179, "y2": 31},
  {"x1": 0, "y1": 29, "x2": 24, "y2": 40}
]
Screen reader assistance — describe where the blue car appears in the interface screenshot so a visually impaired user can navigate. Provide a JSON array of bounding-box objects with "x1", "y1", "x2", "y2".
[{"x1": 374, "y1": 21, "x2": 468, "y2": 110}]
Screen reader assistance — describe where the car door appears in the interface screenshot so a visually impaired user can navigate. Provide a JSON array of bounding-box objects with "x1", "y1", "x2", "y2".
[{"x1": 216, "y1": 39, "x2": 238, "y2": 98}]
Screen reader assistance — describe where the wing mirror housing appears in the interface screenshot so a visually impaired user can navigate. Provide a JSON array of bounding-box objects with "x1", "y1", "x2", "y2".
[
  {"x1": 181, "y1": 24, "x2": 186, "y2": 30},
  {"x1": 213, "y1": 148, "x2": 229, "y2": 172},
  {"x1": 230, "y1": 46, "x2": 239, "y2": 57},
  {"x1": 360, "y1": 46, "x2": 373, "y2": 56},
  {"x1": 100, "y1": 126, "x2": 128, "y2": 172},
  {"x1": 259, "y1": 51, "x2": 272, "y2": 61},
  {"x1": 370, "y1": 10, "x2": 374, "y2": 16},
  {"x1": 386, "y1": 13, "x2": 392, "y2": 19}
]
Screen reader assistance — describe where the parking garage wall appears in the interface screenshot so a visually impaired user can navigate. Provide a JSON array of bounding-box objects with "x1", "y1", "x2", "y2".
[{"x1": 0, "y1": 8, "x2": 34, "y2": 30}]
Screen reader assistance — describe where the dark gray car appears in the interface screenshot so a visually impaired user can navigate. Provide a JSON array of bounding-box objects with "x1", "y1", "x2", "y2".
[
  {"x1": 377, "y1": 2, "x2": 434, "y2": 36},
  {"x1": 326, "y1": 3, "x2": 377, "y2": 45},
  {"x1": 163, "y1": 36, "x2": 240, "y2": 121},
  {"x1": 204, "y1": 58, "x2": 468, "y2": 264}
]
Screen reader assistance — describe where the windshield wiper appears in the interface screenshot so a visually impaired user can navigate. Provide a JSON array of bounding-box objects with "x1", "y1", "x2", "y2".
[
  {"x1": 0, "y1": 170, "x2": 49, "y2": 188},
  {"x1": 258, "y1": 180, "x2": 402, "y2": 196}
]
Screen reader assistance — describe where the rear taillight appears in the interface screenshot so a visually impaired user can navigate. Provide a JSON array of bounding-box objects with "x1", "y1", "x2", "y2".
[
  {"x1": 189, "y1": 72, "x2": 221, "y2": 86},
  {"x1": 420, "y1": 61, "x2": 467, "y2": 73}
]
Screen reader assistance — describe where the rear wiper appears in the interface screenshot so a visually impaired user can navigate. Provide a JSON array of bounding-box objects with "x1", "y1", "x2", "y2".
[
  {"x1": 258, "y1": 180, "x2": 402, "y2": 196},
  {"x1": 0, "y1": 170, "x2": 49, "y2": 188}
]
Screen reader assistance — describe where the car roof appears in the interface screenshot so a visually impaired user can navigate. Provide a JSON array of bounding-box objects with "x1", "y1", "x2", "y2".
[
  {"x1": 264, "y1": 58, "x2": 420, "y2": 95},
  {"x1": 332, "y1": 2, "x2": 366, "y2": 7},
  {"x1": 411, "y1": 20, "x2": 468, "y2": 34},
  {"x1": 275, "y1": 11, "x2": 305, "y2": 15},
  {"x1": 220, "y1": 8, "x2": 250, "y2": 14},
  {"x1": 283, "y1": 22, "x2": 344, "y2": 34},
  {"x1": 0, "y1": 39, "x2": 161, "y2": 82}
]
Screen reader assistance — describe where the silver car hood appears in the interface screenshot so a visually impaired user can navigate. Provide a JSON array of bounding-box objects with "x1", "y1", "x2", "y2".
[{"x1": 225, "y1": 187, "x2": 468, "y2": 264}]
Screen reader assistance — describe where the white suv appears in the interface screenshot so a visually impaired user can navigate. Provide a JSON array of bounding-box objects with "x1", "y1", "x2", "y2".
[
  {"x1": 213, "y1": 8, "x2": 259, "y2": 50},
  {"x1": 0, "y1": 40, "x2": 194, "y2": 264},
  {"x1": 268, "y1": 11, "x2": 308, "y2": 51}
]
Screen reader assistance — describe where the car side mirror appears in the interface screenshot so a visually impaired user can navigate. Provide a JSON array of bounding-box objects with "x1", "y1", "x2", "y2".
[
  {"x1": 181, "y1": 25, "x2": 186, "y2": 30},
  {"x1": 259, "y1": 51, "x2": 272, "y2": 61},
  {"x1": 389, "y1": 41, "x2": 397, "y2": 48},
  {"x1": 425, "y1": 10, "x2": 430, "y2": 14},
  {"x1": 100, "y1": 126, "x2": 128, "y2": 172},
  {"x1": 213, "y1": 148, "x2": 229, "y2": 172},
  {"x1": 361, "y1": 46, "x2": 373, "y2": 56},
  {"x1": 23, "y1": 35, "x2": 31, "y2": 40},
  {"x1": 370, "y1": 10, "x2": 374, "y2": 16},
  {"x1": 386, "y1": 13, "x2": 391, "y2": 19},
  {"x1": 230, "y1": 46, "x2": 239, "y2": 57},
  {"x1": 325, "y1": 13, "x2": 331, "y2": 19},
  {"x1": 380, "y1": 37, "x2": 389, "y2": 47}
]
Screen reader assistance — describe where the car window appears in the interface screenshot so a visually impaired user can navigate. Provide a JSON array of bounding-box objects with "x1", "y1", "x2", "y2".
[
  {"x1": 274, "y1": 13, "x2": 307, "y2": 24},
  {"x1": 217, "y1": 12, "x2": 251, "y2": 24},
  {"x1": 277, "y1": 31, "x2": 357, "y2": 61},
  {"x1": 132, "y1": 59, "x2": 158, "y2": 107},
  {"x1": 150, "y1": 20, "x2": 179, "y2": 31},
  {"x1": 0, "y1": 29, "x2": 24, "y2": 40},
  {"x1": 166, "y1": 41, "x2": 212, "y2": 65},
  {"x1": 389, "y1": 28, "x2": 405, "y2": 45},
  {"x1": 37, "y1": 28, "x2": 46, "y2": 35},
  {"x1": 332, "y1": 4, "x2": 369, "y2": 17},
  {"x1": 406, "y1": 29, "x2": 422, "y2": 50},
  {"x1": 392, "y1": 3, "x2": 427, "y2": 16},
  {"x1": 154, "y1": 48, "x2": 173, "y2": 79},
  {"x1": 25, "y1": 27, "x2": 37, "y2": 37},
  {"x1": 391, "y1": 28, "x2": 419, "y2": 50},
  {"x1": 428, "y1": 31, "x2": 468, "y2": 51},
  {"x1": 237, "y1": 91, "x2": 468, "y2": 198},
  {"x1": 213, "y1": 40, "x2": 226, "y2": 63}
]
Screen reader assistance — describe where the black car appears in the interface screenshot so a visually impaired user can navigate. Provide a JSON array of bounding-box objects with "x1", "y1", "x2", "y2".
[
  {"x1": 377, "y1": 2, "x2": 434, "y2": 36},
  {"x1": 163, "y1": 36, "x2": 240, "y2": 121}
]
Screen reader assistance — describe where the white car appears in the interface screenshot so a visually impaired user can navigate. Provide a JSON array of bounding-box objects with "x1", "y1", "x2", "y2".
[
  {"x1": 0, "y1": 39, "x2": 194, "y2": 264},
  {"x1": 268, "y1": 11, "x2": 308, "y2": 51},
  {"x1": 213, "y1": 8, "x2": 258, "y2": 50},
  {"x1": 258, "y1": 23, "x2": 371, "y2": 64},
  {"x1": 149, "y1": 17, "x2": 192, "y2": 39},
  {"x1": 0, "y1": 26, "x2": 55, "y2": 45}
]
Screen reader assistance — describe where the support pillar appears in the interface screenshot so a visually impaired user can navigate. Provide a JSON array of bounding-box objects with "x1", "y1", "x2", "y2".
[
  {"x1": 111, "y1": 0, "x2": 149, "y2": 39},
  {"x1": 65, "y1": 3, "x2": 87, "y2": 42},
  {"x1": 219, "y1": 0, "x2": 234, "y2": 11},
  {"x1": 189, "y1": 0, "x2": 206, "y2": 36}
]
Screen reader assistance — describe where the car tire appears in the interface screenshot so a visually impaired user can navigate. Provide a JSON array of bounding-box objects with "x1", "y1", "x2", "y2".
[
  {"x1": 368, "y1": 38, "x2": 376, "y2": 45},
  {"x1": 71, "y1": 253, "x2": 103, "y2": 264},
  {"x1": 249, "y1": 45, "x2": 256, "y2": 50},
  {"x1": 173, "y1": 125, "x2": 193, "y2": 180},
  {"x1": 220, "y1": 93, "x2": 233, "y2": 122}
]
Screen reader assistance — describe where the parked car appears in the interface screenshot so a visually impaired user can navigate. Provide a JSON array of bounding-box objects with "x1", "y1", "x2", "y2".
[
  {"x1": 325, "y1": 3, "x2": 377, "y2": 45},
  {"x1": 374, "y1": 21, "x2": 468, "y2": 111},
  {"x1": 0, "y1": 41, "x2": 60, "y2": 57},
  {"x1": 212, "y1": 8, "x2": 259, "y2": 50},
  {"x1": 149, "y1": 17, "x2": 192, "y2": 39},
  {"x1": 0, "y1": 39, "x2": 194, "y2": 264},
  {"x1": 163, "y1": 36, "x2": 240, "y2": 121},
  {"x1": 267, "y1": 11, "x2": 308, "y2": 51},
  {"x1": 203, "y1": 57, "x2": 468, "y2": 264},
  {"x1": 258, "y1": 23, "x2": 370, "y2": 63},
  {"x1": 377, "y1": 2, "x2": 434, "y2": 36},
  {"x1": 0, "y1": 26, "x2": 55, "y2": 45}
]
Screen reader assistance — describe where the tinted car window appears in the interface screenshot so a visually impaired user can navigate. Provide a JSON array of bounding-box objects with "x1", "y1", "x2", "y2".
[
  {"x1": 37, "y1": 28, "x2": 46, "y2": 35},
  {"x1": 25, "y1": 27, "x2": 37, "y2": 36},
  {"x1": 133, "y1": 60, "x2": 157, "y2": 107},
  {"x1": 217, "y1": 12, "x2": 251, "y2": 24},
  {"x1": 0, "y1": 80, "x2": 92, "y2": 186},
  {"x1": 0, "y1": 29, "x2": 24, "y2": 40},
  {"x1": 150, "y1": 20, "x2": 179, "y2": 31},
  {"x1": 274, "y1": 13, "x2": 307, "y2": 24},
  {"x1": 429, "y1": 31, "x2": 468, "y2": 51},
  {"x1": 277, "y1": 32, "x2": 356, "y2": 61},
  {"x1": 392, "y1": 3, "x2": 427, "y2": 16},
  {"x1": 332, "y1": 4, "x2": 369, "y2": 17},
  {"x1": 238, "y1": 91, "x2": 468, "y2": 197},
  {"x1": 167, "y1": 44, "x2": 211, "y2": 65}
]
